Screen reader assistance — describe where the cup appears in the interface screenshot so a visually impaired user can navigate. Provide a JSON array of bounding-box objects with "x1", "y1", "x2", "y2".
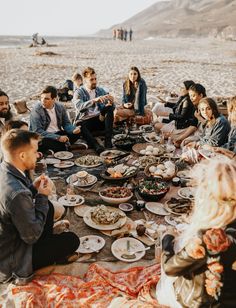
[{"x1": 66, "y1": 184, "x2": 75, "y2": 202}]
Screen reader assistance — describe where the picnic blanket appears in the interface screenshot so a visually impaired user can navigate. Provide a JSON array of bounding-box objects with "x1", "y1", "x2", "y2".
[{"x1": 0, "y1": 263, "x2": 162, "y2": 308}]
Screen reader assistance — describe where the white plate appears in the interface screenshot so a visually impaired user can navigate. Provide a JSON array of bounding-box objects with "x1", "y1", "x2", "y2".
[
  {"x1": 74, "y1": 155, "x2": 102, "y2": 168},
  {"x1": 77, "y1": 235, "x2": 105, "y2": 253},
  {"x1": 54, "y1": 161, "x2": 75, "y2": 169},
  {"x1": 44, "y1": 158, "x2": 61, "y2": 165},
  {"x1": 100, "y1": 150, "x2": 125, "y2": 159},
  {"x1": 176, "y1": 170, "x2": 191, "y2": 180},
  {"x1": 139, "y1": 125, "x2": 154, "y2": 133},
  {"x1": 145, "y1": 202, "x2": 170, "y2": 216},
  {"x1": 113, "y1": 134, "x2": 127, "y2": 141},
  {"x1": 67, "y1": 174, "x2": 97, "y2": 187},
  {"x1": 143, "y1": 133, "x2": 161, "y2": 143},
  {"x1": 83, "y1": 206, "x2": 127, "y2": 230},
  {"x1": 74, "y1": 204, "x2": 92, "y2": 217},
  {"x1": 54, "y1": 151, "x2": 74, "y2": 160},
  {"x1": 111, "y1": 238, "x2": 146, "y2": 262},
  {"x1": 178, "y1": 187, "x2": 196, "y2": 200},
  {"x1": 58, "y1": 195, "x2": 84, "y2": 207}
]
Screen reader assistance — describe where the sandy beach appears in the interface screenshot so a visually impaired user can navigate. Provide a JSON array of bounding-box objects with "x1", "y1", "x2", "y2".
[{"x1": 0, "y1": 37, "x2": 236, "y2": 107}]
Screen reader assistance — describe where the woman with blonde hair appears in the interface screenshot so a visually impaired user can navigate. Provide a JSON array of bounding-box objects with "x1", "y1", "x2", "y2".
[{"x1": 157, "y1": 158, "x2": 236, "y2": 307}]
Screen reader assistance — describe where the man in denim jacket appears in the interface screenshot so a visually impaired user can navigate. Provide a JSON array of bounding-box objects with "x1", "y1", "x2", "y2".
[
  {"x1": 0, "y1": 130, "x2": 79, "y2": 284},
  {"x1": 30, "y1": 86, "x2": 81, "y2": 153},
  {"x1": 73, "y1": 67, "x2": 114, "y2": 154}
]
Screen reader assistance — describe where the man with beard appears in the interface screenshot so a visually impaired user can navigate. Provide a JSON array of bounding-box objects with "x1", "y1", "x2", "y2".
[
  {"x1": 73, "y1": 67, "x2": 114, "y2": 154},
  {"x1": 0, "y1": 130, "x2": 80, "y2": 284},
  {"x1": 0, "y1": 91, "x2": 13, "y2": 135}
]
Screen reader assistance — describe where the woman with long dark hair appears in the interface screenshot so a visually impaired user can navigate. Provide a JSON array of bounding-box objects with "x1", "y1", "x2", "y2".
[
  {"x1": 114, "y1": 66, "x2": 147, "y2": 123},
  {"x1": 187, "y1": 97, "x2": 230, "y2": 148}
]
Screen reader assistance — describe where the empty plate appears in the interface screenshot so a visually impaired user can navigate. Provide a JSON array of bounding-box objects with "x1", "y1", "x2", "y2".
[{"x1": 145, "y1": 202, "x2": 169, "y2": 216}]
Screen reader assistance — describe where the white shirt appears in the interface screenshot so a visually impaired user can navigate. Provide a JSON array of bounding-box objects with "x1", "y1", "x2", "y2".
[
  {"x1": 85, "y1": 86, "x2": 99, "y2": 116},
  {"x1": 46, "y1": 106, "x2": 60, "y2": 133}
]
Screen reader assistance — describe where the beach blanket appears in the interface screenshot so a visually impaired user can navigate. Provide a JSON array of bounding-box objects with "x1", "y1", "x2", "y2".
[{"x1": 0, "y1": 263, "x2": 162, "y2": 308}]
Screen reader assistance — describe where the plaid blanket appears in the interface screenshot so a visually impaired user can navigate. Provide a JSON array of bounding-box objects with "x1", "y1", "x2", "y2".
[{"x1": 0, "y1": 263, "x2": 162, "y2": 307}]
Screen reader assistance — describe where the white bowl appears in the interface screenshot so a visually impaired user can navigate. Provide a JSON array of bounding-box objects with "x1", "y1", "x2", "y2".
[{"x1": 99, "y1": 191, "x2": 133, "y2": 205}]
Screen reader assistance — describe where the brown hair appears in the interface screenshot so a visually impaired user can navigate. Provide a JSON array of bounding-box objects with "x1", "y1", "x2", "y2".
[
  {"x1": 189, "y1": 83, "x2": 206, "y2": 97},
  {"x1": 72, "y1": 72, "x2": 83, "y2": 82},
  {"x1": 0, "y1": 90, "x2": 9, "y2": 99},
  {"x1": 41, "y1": 86, "x2": 57, "y2": 99},
  {"x1": 227, "y1": 96, "x2": 236, "y2": 126},
  {"x1": 1, "y1": 129, "x2": 40, "y2": 154},
  {"x1": 4, "y1": 120, "x2": 28, "y2": 132},
  {"x1": 124, "y1": 66, "x2": 141, "y2": 96},
  {"x1": 82, "y1": 67, "x2": 95, "y2": 78},
  {"x1": 199, "y1": 97, "x2": 220, "y2": 119}
]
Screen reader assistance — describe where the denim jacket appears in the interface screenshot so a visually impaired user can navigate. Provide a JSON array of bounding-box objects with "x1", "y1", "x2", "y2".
[
  {"x1": 122, "y1": 78, "x2": 147, "y2": 116},
  {"x1": 0, "y1": 162, "x2": 48, "y2": 283},
  {"x1": 199, "y1": 115, "x2": 230, "y2": 147},
  {"x1": 72, "y1": 86, "x2": 108, "y2": 119},
  {"x1": 30, "y1": 102, "x2": 76, "y2": 140},
  {"x1": 222, "y1": 126, "x2": 236, "y2": 153}
]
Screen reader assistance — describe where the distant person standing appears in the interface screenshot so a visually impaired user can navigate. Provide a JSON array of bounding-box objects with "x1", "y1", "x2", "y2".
[
  {"x1": 124, "y1": 29, "x2": 128, "y2": 41},
  {"x1": 32, "y1": 33, "x2": 39, "y2": 45},
  {"x1": 120, "y1": 28, "x2": 124, "y2": 41},
  {"x1": 112, "y1": 29, "x2": 116, "y2": 40},
  {"x1": 129, "y1": 28, "x2": 133, "y2": 41}
]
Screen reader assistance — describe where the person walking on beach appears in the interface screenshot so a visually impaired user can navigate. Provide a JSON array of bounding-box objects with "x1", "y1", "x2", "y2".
[
  {"x1": 124, "y1": 29, "x2": 128, "y2": 41},
  {"x1": 73, "y1": 67, "x2": 115, "y2": 153},
  {"x1": 30, "y1": 86, "x2": 81, "y2": 153},
  {"x1": 0, "y1": 129, "x2": 80, "y2": 285},
  {"x1": 129, "y1": 28, "x2": 133, "y2": 41}
]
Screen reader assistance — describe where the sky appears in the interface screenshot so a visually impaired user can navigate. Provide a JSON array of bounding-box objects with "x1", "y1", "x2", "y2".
[{"x1": 0, "y1": 0, "x2": 160, "y2": 36}]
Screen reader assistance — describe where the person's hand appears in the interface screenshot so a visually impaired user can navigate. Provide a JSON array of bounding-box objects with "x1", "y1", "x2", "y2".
[
  {"x1": 185, "y1": 238, "x2": 205, "y2": 259},
  {"x1": 214, "y1": 147, "x2": 236, "y2": 159},
  {"x1": 33, "y1": 175, "x2": 43, "y2": 190},
  {"x1": 124, "y1": 103, "x2": 133, "y2": 109},
  {"x1": 37, "y1": 175, "x2": 53, "y2": 196},
  {"x1": 172, "y1": 136, "x2": 182, "y2": 147},
  {"x1": 73, "y1": 126, "x2": 81, "y2": 135},
  {"x1": 58, "y1": 135, "x2": 69, "y2": 143},
  {"x1": 157, "y1": 95, "x2": 166, "y2": 104},
  {"x1": 186, "y1": 141, "x2": 198, "y2": 149}
]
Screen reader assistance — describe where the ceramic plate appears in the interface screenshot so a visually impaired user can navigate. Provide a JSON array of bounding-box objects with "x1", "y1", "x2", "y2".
[
  {"x1": 100, "y1": 150, "x2": 126, "y2": 159},
  {"x1": 54, "y1": 161, "x2": 75, "y2": 169},
  {"x1": 66, "y1": 174, "x2": 97, "y2": 187},
  {"x1": 58, "y1": 195, "x2": 84, "y2": 207},
  {"x1": 74, "y1": 155, "x2": 103, "y2": 168},
  {"x1": 165, "y1": 198, "x2": 192, "y2": 216},
  {"x1": 111, "y1": 238, "x2": 146, "y2": 262},
  {"x1": 178, "y1": 187, "x2": 196, "y2": 200},
  {"x1": 83, "y1": 206, "x2": 127, "y2": 230},
  {"x1": 165, "y1": 214, "x2": 187, "y2": 227},
  {"x1": 54, "y1": 151, "x2": 74, "y2": 160},
  {"x1": 176, "y1": 170, "x2": 191, "y2": 180},
  {"x1": 145, "y1": 202, "x2": 170, "y2": 216},
  {"x1": 44, "y1": 158, "x2": 61, "y2": 165},
  {"x1": 143, "y1": 133, "x2": 161, "y2": 143},
  {"x1": 74, "y1": 204, "x2": 92, "y2": 217},
  {"x1": 77, "y1": 235, "x2": 105, "y2": 254},
  {"x1": 139, "y1": 125, "x2": 154, "y2": 133}
]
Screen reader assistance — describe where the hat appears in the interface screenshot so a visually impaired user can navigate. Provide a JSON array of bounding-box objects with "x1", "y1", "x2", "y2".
[{"x1": 183, "y1": 80, "x2": 195, "y2": 90}]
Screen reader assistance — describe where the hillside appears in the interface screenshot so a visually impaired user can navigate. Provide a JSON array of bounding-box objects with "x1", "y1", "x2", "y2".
[{"x1": 97, "y1": 0, "x2": 236, "y2": 39}]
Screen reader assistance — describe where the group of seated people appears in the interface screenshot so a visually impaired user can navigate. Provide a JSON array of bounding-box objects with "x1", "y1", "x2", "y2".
[
  {"x1": 0, "y1": 67, "x2": 236, "y2": 306},
  {"x1": 1, "y1": 66, "x2": 235, "y2": 158}
]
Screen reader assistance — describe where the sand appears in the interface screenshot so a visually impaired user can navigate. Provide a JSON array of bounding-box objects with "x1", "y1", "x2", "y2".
[{"x1": 0, "y1": 37, "x2": 236, "y2": 110}]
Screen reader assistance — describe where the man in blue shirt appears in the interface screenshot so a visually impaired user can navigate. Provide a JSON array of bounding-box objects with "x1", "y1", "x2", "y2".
[{"x1": 73, "y1": 67, "x2": 114, "y2": 154}]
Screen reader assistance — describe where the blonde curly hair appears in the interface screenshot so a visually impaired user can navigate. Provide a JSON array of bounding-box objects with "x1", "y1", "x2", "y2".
[{"x1": 187, "y1": 158, "x2": 236, "y2": 236}]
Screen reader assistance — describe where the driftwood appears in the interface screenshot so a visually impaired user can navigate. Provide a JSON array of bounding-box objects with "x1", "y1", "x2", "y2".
[{"x1": 35, "y1": 51, "x2": 59, "y2": 56}]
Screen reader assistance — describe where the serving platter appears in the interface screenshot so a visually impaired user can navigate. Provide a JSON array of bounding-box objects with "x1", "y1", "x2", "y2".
[{"x1": 83, "y1": 206, "x2": 127, "y2": 230}]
